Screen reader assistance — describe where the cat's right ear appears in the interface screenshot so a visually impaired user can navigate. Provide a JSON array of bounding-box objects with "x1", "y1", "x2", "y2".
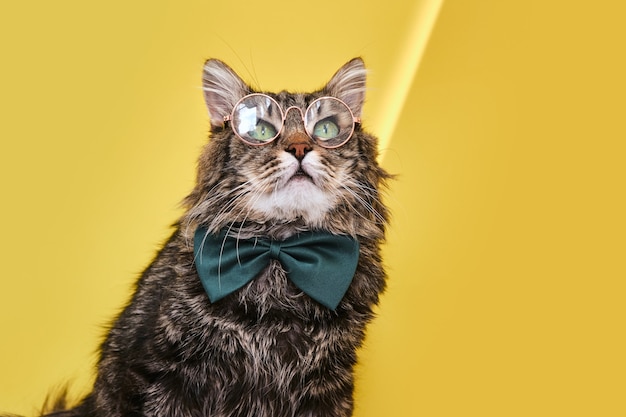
[
  {"x1": 325, "y1": 57, "x2": 367, "y2": 118},
  {"x1": 202, "y1": 59, "x2": 249, "y2": 128}
]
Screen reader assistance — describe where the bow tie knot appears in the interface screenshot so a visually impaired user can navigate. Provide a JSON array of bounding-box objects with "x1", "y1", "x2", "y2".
[
  {"x1": 193, "y1": 228, "x2": 360, "y2": 310},
  {"x1": 268, "y1": 240, "x2": 282, "y2": 259}
]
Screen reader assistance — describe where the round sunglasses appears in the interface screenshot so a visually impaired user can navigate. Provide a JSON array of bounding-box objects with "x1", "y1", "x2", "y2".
[{"x1": 224, "y1": 93, "x2": 360, "y2": 148}]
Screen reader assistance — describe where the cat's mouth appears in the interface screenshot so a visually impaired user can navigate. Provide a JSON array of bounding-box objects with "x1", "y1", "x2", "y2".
[{"x1": 291, "y1": 167, "x2": 313, "y2": 182}]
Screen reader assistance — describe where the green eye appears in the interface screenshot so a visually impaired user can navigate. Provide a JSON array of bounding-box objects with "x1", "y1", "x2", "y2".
[
  {"x1": 247, "y1": 121, "x2": 277, "y2": 141},
  {"x1": 313, "y1": 119, "x2": 339, "y2": 140}
]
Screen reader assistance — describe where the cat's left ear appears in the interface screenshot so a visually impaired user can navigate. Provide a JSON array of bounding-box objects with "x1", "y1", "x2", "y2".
[
  {"x1": 202, "y1": 59, "x2": 249, "y2": 128},
  {"x1": 324, "y1": 58, "x2": 367, "y2": 118}
]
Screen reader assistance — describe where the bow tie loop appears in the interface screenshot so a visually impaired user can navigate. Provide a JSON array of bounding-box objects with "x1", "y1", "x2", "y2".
[{"x1": 193, "y1": 228, "x2": 359, "y2": 310}]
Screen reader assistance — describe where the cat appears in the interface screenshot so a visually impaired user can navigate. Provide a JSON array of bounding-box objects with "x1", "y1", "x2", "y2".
[{"x1": 8, "y1": 57, "x2": 390, "y2": 417}]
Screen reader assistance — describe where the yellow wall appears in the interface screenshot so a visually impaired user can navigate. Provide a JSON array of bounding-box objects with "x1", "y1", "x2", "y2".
[{"x1": 1, "y1": 1, "x2": 625, "y2": 416}]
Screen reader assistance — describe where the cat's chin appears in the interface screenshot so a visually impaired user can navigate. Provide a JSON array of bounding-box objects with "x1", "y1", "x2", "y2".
[
  {"x1": 244, "y1": 150, "x2": 337, "y2": 225},
  {"x1": 249, "y1": 179, "x2": 335, "y2": 226}
]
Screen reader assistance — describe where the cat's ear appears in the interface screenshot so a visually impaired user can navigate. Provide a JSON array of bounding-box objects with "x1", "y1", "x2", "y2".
[
  {"x1": 325, "y1": 58, "x2": 367, "y2": 118},
  {"x1": 202, "y1": 59, "x2": 249, "y2": 128}
]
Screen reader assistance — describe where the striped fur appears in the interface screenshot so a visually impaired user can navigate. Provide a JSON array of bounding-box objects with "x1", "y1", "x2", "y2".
[{"x1": 16, "y1": 58, "x2": 390, "y2": 417}]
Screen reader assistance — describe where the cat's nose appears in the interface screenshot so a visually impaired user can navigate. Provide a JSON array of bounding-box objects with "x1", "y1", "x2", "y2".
[{"x1": 285, "y1": 133, "x2": 313, "y2": 161}]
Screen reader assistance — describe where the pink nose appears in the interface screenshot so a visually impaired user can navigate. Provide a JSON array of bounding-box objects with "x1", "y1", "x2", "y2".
[
  {"x1": 287, "y1": 142, "x2": 312, "y2": 159},
  {"x1": 285, "y1": 133, "x2": 312, "y2": 160}
]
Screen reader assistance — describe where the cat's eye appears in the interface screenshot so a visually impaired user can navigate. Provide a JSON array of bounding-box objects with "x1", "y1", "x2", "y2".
[
  {"x1": 247, "y1": 120, "x2": 278, "y2": 141},
  {"x1": 312, "y1": 118, "x2": 340, "y2": 140},
  {"x1": 225, "y1": 93, "x2": 359, "y2": 148}
]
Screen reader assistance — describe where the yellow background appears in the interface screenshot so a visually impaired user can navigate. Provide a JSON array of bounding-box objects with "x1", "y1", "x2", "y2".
[{"x1": 1, "y1": 1, "x2": 625, "y2": 416}]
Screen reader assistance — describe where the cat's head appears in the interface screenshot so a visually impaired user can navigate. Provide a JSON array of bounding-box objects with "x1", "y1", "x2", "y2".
[{"x1": 184, "y1": 58, "x2": 388, "y2": 239}]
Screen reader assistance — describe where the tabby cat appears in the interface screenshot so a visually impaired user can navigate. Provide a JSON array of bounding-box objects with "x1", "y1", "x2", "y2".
[{"x1": 12, "y1": 57, "x2": 390, "y2": 417}]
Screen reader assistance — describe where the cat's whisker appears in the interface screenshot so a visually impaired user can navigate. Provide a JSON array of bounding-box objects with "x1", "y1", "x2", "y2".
[
  {"x1": 213, "y1": 172, "x2": 276, "y2": 240},
  {"x1": 236, "y1": 175, "x2": 276, "y2": 225},
  {"x1": 344, "y1": 178, "x2": 389, "y2": 217},
  {"x1": 324, "y1": 175, "x2": 387, "y2": 226},
  {"x1": 189, "y1": 175, "x2": 265, "y2": 232},
  {"x1": 212, "y1": 191, "x2": 249, "y2": 223},
  {"x1": 185, "y1": 179, "x2": 246, "y2": 224},
  {"x1": 348, "y1": 178, "x2": 399, "y2": 215}
]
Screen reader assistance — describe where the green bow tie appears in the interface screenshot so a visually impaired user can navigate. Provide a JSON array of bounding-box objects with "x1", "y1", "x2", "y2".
[{"x1": 193, "y1": 227, "x2": 360, "y2": 310}]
